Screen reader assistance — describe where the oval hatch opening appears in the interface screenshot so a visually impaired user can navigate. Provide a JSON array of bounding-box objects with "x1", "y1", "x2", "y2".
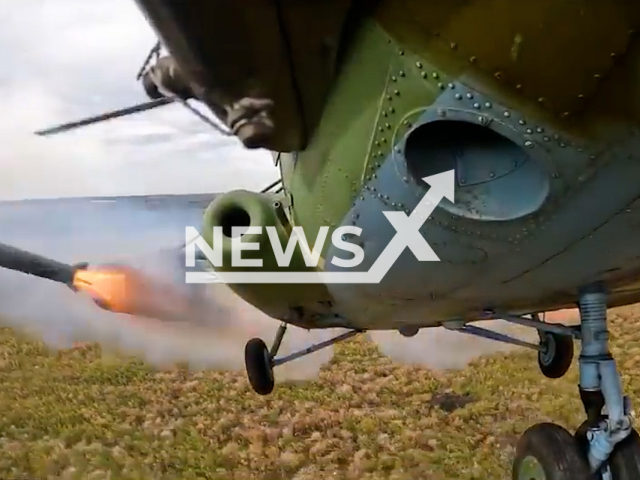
[{"x1": 404, "y1": 120, "x2": 550, "y2": 221}]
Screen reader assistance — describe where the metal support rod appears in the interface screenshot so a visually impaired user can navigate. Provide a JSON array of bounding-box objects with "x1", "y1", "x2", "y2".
[
  {"x1": 148, "y1": 75, "x2": 232, "y2": 137},
  {"x1": 501, "y1": 313, "x2": 581, "y2": 339},
  {"x1": 451, "y1": 325, "x2": 541, "y2": 351},
  {"x1": 260, "y1": 178, "x2": 283, "y2": 193},
  {"x1": 174, "y1": 98, "x2": 232, "y2": 136},
  {"x1": 270, "y1": 323, "x2": 287, "y2": 357},
  {"x1": 136, "y1": 41, "x2": 161, "y2": 80},
  {"x1": 272, "y1": 330, "x2": 360, "y2": 367},
  {"x1": 600, "y1": 360, "x2": 626, "y2": 424}
]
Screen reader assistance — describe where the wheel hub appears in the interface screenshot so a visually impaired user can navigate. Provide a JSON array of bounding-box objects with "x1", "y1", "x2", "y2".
[{"x1": 539, "y1": 332, "x2": 556, "y2": 366}]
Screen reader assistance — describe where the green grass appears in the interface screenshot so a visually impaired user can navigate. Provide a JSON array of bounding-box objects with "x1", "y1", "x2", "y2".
[{"x1": 1, "y1": 307, "x2": 640, "y2": 480}]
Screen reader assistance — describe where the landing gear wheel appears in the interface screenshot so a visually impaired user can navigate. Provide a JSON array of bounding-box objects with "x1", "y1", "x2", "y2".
[
  {"x1": 512, "y1": 423, "x2": 591, "y2": 480},
  {"x1": 538, "y1": 331, "x2": 574, "y2": 379},
  {"x1": 244, "y1": 338, "x2": 274, "y2": 395},
  {"x1": 609, "y1": 429, "x2": 640, "y2": 480}
]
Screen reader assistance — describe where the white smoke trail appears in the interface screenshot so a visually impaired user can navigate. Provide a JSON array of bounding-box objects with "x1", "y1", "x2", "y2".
[
  {"x1": 369, "y1": 321, "x2": 535, "y2": 371},
  {"x1": 0, "y1": 227, "x2": 339, "y2": 381},
  {"x1": 0, "y1": 195, "x2": 580, "y2": 380},
  {"x1": 0, "y1": 266, "x2": 341, "y2": 381},
  {"x1": 0, "y1": 248, "x2": 578, "y2": 380},
  {"x1": 369, "y1": 309, "x2": 579, "y2": 371}
]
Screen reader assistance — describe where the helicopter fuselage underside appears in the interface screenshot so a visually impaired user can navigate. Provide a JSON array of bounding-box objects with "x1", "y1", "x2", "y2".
[{"x1": 134, "y1": 0, "x2": 640, "y2": 330}]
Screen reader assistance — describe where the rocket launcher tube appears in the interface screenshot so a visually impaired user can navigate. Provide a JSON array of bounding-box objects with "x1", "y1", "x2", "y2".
[
  {"x1": 0, "y1": 241, "x2": 85, "y2": 286},
  {"x1": 0, "y1": 241, "x2": 202, "y2": 319},
  {"x1": 0, "y1": 242, "x2": 123, "y2": 312}
]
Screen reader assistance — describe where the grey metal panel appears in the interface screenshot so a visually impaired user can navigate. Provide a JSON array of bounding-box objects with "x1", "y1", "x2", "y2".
[{"x1": 324, "y1": 80, "x2": 640, "y2": 328}]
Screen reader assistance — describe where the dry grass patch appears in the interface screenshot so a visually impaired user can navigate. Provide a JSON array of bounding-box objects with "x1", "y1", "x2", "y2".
[{"x1": 0, "y1": 306, "x2": 640, "y2": 479}]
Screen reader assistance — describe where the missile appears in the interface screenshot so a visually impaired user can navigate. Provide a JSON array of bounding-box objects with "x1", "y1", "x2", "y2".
[
  {"x1": 0, "y1": 241, "x2": 136, "y2": 313},
  {"x1": 0, "y1": 241, "x2": 198, "y2": 320},
  {"x1": 0, "y1": 241, "x2": 87, "y2": 288}
]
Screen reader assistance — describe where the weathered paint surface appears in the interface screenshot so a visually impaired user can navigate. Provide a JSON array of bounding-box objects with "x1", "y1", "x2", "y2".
[
  {"x1": 205, "y1": 0, "x2": 640, "y2": 329},
  {"x1": 274, "y1": 1, "x2": 640, "y2": 328}
]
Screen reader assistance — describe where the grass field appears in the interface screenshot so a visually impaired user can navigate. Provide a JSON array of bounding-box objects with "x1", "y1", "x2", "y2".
[{"x1": 0, "y1": 307, "x2": 639, "y2": 480}]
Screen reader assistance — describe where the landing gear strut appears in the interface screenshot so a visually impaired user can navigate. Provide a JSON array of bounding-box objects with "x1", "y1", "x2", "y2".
[
  {"x1": 569, "y1": 284, "x2": 639, "y2": 479},
  {"x1": 513, "y1": 284, "x2": 639, "y2": 480},
  {"x1": 243, "y1": 323, "x2": 360, "y2": 395},
  {"x1": 444, "y1": 284, "x2": 640, "y2": 478}
]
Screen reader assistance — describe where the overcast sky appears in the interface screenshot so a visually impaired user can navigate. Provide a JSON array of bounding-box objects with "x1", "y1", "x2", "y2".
[{"x1": 0, "y1": 0, "x2": 279, "y2": 200}]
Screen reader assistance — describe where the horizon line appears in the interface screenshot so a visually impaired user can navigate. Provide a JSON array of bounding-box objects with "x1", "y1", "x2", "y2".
[{"x1": 0, "y1": 192, "x2": 222, "y2": 204}]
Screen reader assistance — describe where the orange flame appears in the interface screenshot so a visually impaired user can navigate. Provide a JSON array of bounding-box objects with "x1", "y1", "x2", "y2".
[
  {"x1": 72, "y1": 267, "x2": 135, "y2": 314},
  {"x1": 72, "y1": 265, "x2": 197, "y2": 323}
]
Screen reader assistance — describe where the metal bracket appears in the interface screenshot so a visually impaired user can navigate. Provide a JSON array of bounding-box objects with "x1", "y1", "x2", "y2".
[
  {"x1": 444, "y1": 323, "x2": 541, "y2": 351},
  {"x1": 500, "y1": 313, "x2": 581, "y2": 339},
  {"x1": 260, "y1": 178, "x2": 283, "y2": 193},
  {"x1": 269, "y1": 323, "x2": 287, "y2": 358},
  {"x1": 271, "y1": 330, "x2": 360, "y2": 367},
  {"x1": 443, "y1": 311, "x2": 579, "y2": 351}
]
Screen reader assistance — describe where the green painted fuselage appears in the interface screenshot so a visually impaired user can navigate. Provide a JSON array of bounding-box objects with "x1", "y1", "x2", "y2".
[{"x1": 137, "y1": 0, "x2": 640, "y2": 331}]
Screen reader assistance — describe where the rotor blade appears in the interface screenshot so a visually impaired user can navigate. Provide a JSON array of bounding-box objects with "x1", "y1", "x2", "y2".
[{"x1": 34, "y1": 97, "x2": 176, "y2": 137}]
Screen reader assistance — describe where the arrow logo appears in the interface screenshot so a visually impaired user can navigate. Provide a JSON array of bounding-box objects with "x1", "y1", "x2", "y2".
[{"x1": 186, "y1": 170, "x2": 454, "y2": 284}]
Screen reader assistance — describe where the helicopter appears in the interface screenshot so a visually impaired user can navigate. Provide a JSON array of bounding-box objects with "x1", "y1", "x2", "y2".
[{"x1": 32, "y1": 0, "x2": 640, "y2": 479}]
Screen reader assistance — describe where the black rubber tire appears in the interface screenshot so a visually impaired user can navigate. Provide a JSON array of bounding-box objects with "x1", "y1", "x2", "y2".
[
  {"x1": 609, "y1": 429, "x2": 640, "y2": 480},
  {"x1": 512, "y1": 423, "x2": 591, "y2": 480},
  {"x1": 244, "y1": 338, "x2": 275, "y2": 395},
  {"x1": 538, "y1": 331, "x2": 574, "y2": 379}
]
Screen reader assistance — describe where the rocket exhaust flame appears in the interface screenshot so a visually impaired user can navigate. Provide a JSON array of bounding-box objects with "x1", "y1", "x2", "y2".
[
  {"x1": 65, "y1": 261, "x2": 342, "y2": 378},
  {"x1": 72, "y1": 268, "x2": 130, "y2": 313},
  {"x1": 0, "y1": 238, "x2": 576, "y2": 379},
  {"x1": 0, "y1": 214, "x2": 343, "y2": 380},
  {"x1": 71, "y1": 265, "x2": 195, "y2": 321},
  {"x1": 0, "y1": 243, "x2": 338, "y2": 378},
  {"x1": 71, "y1": 264, "x2": 242, "y2": 336}
]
